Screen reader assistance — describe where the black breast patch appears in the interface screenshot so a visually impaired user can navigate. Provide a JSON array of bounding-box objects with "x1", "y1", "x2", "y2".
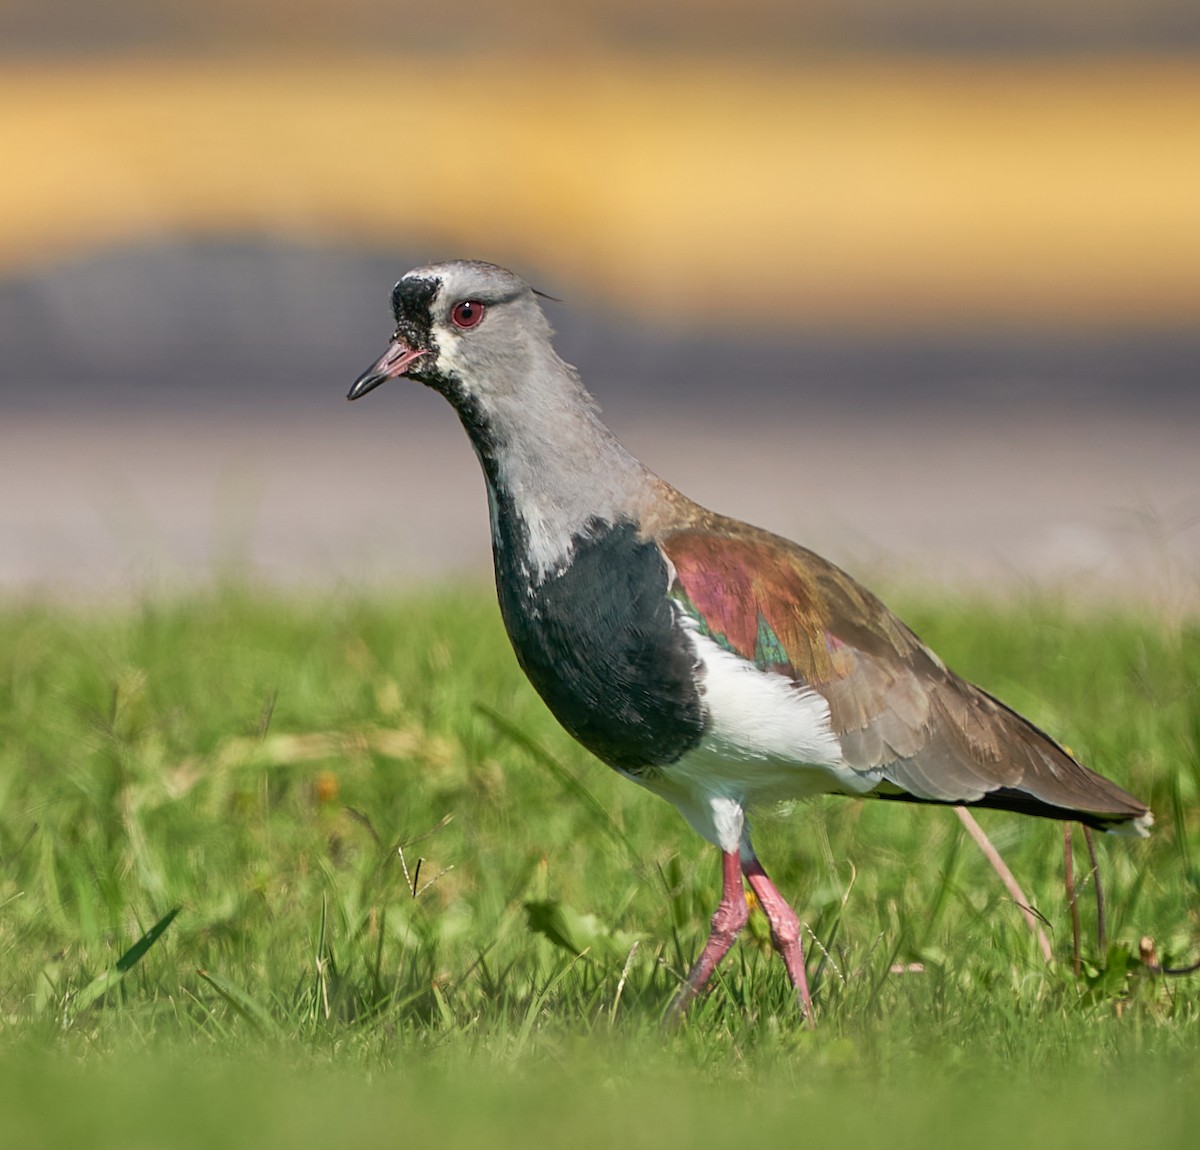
[{"x1": 493, "y1": 518, "x2": 706, "y2": 774}]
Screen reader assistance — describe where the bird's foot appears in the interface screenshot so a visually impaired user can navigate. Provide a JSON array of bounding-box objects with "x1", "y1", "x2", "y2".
[
  {"x1": 743, "y1": 857, "x2": 814, "y2": 1025},
  {"x1": 663, "y1": 850, "x2": 748, "y2": 1027}
]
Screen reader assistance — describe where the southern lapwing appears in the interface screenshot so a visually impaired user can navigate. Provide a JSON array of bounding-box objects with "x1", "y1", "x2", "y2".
[{"x1": 348, "y1": 260, "x2": 1152, "y2": 1019}]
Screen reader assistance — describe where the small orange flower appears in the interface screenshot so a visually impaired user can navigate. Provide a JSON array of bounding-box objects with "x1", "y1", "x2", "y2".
[{"x1": 314, "y1": 770, "x2": 339, "y2": 805}]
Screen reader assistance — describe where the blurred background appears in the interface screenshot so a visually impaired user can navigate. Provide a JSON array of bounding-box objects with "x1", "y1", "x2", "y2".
[{"x1": 2, "y1": 1, "x2": 1198, "y2": 603}]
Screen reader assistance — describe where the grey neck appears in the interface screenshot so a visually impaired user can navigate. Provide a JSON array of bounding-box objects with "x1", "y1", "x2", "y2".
[{"x1": 448, "y1": 352, "x2": 652, "y2": 581}]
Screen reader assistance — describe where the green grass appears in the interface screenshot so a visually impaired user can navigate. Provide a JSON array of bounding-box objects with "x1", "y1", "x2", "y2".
[{"x1": 1, "y1": 584, "x2": 1198, "y2": 1145}]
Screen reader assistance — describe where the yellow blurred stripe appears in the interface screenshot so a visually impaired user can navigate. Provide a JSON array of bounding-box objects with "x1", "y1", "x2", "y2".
[{"x1": 2, "y1": 55, "x2": 1198, "y2": 328}]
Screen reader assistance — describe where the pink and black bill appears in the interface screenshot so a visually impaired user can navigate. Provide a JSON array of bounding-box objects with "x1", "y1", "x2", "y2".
[
  {"x1": 348, "y1": 275, "x2": 441, "y2": 400},
  {"x1": 346, "y1": 338, "x2": 427, "y2": 401}
]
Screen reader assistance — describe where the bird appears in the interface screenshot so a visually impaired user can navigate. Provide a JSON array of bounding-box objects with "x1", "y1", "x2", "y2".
[{"x1": 347, "y1": 259, "x2": 1152, "y2": 1020}]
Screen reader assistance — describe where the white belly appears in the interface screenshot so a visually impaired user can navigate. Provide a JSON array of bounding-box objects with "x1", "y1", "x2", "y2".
[{"x1": 637, "y1": 627, "x2": 883, "y2": 852}]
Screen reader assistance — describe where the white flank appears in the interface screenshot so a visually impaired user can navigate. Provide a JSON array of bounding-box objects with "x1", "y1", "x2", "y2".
[
  {"x1": 692, "y1": 629, "x2": 844, "y2": 767},
  {"x1": 639, "y1": 625, "x2": 883, "y2": 853}
]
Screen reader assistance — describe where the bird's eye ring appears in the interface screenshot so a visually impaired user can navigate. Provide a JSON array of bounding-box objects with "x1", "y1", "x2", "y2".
[{"x1": 451, "y1": 300, "x2": 485, "y2": 329}]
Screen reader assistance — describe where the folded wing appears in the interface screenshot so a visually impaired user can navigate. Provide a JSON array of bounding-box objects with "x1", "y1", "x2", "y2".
[{"x1": 661, "y1": 525, "x2": 1149, "y2": 832}]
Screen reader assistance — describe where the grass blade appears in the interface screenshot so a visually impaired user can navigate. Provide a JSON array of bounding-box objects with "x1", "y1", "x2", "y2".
[
  {"x1": 70, "y1": 906, "x2": 181, "y2": 1015},
  {"x1": 116, "y1": 906, "x2": 181, "y2": 973},
  {"x1": 197, "y1": 969, "x2": 284, "y2": 1039}
]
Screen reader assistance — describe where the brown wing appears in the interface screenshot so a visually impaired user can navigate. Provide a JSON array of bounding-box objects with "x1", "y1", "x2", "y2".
[{"x1": 660, "y1": 523, "x2": 1148, "y2": 828}]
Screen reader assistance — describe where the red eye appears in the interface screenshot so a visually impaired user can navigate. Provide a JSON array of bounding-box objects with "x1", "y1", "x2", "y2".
[{"x1": 451, "y1": 300, "x2": 485, "y2": 329}]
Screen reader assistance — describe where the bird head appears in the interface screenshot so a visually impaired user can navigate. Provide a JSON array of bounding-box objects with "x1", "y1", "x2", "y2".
[{"x1": 347, "y1": 260, "x2": 555, "y2": 407}]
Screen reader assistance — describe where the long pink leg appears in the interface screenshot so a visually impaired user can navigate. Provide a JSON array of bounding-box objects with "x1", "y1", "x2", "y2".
[
  {"x1": 667, "y1": 850, "x2": 749, "y2": 1018},
  {"x1": 744, "y1": 854, "x2": 814, "y2": 1022}
]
